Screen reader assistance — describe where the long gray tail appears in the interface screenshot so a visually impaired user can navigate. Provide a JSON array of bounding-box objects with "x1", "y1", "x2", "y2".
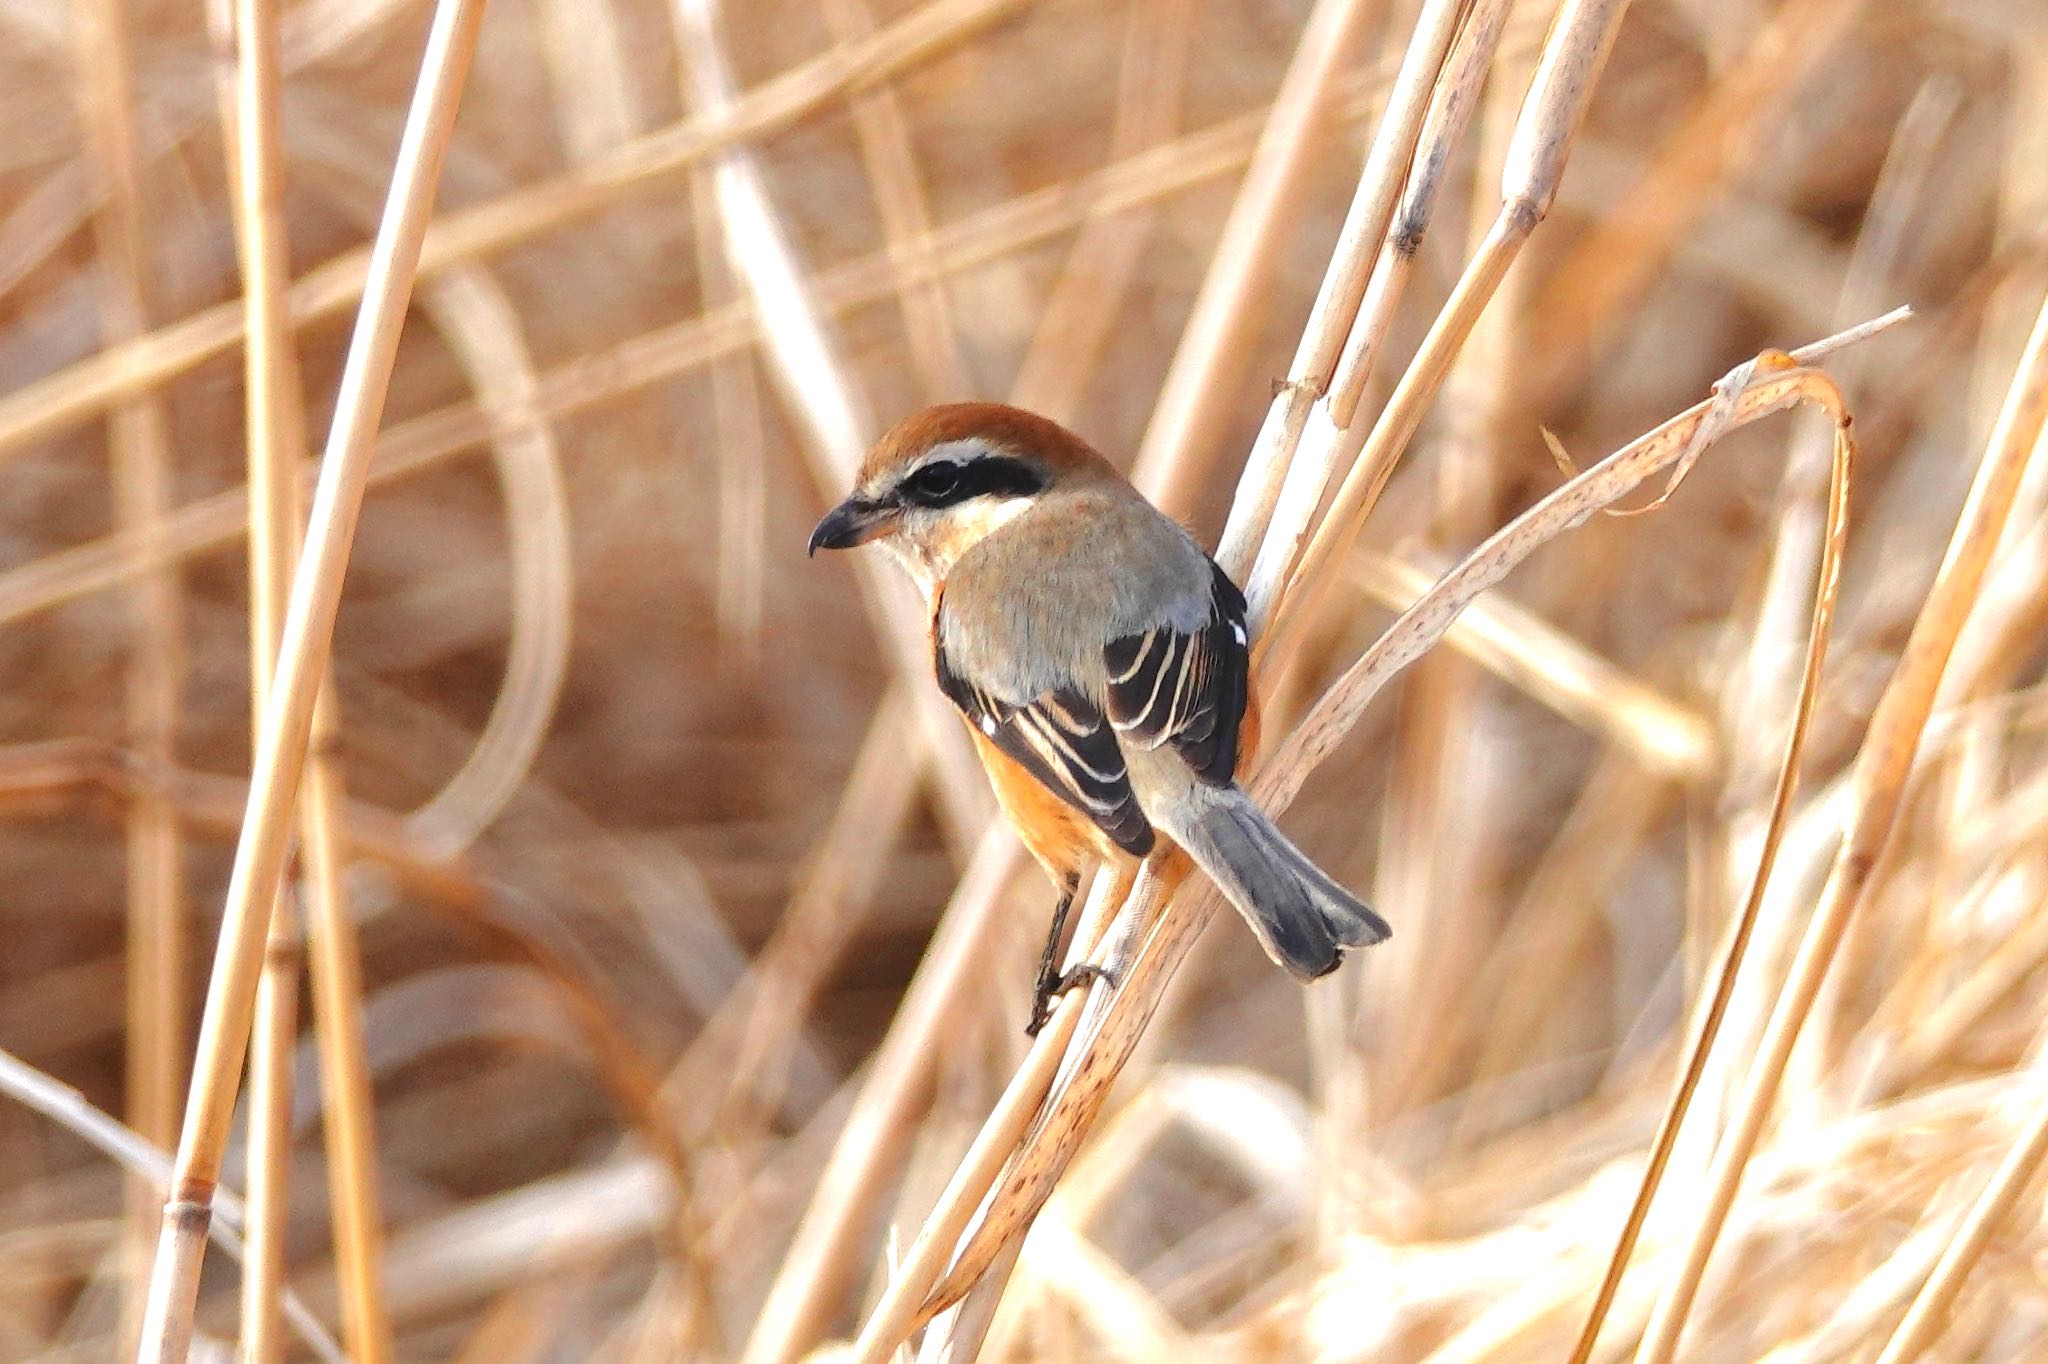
[{"x1": 1167, "y1": 785, "x2": 1390, "y2": 980}]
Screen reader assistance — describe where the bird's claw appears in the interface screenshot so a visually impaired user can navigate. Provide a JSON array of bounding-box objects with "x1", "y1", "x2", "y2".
[{"x1": 1026, "y1": 962, "x2": 1119, "y2": 1036}]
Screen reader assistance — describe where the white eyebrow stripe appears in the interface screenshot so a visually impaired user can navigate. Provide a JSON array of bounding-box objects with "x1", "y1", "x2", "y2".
[{"x1": 921, "y1": 438, "x2": 995, "y2": 466}]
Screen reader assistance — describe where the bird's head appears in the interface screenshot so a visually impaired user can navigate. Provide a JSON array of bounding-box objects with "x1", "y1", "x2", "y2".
[{"x1": 808, "y1": 402, "x2": 1114, "y2": 591}]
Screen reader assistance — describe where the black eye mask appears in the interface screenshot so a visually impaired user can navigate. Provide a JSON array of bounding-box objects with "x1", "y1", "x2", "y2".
[{"x1": 898, "y1": 455, "x2": 1047, "y2": 508}]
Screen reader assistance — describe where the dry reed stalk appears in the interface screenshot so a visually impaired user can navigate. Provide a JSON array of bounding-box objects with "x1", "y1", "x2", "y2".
[
  {"x1": 134, "y1": 2, "x2": 490, "y2": 1357},
  {"x1": 0, "y1": 0, "x2": 1035, "y2": 465},
  {"x1": 1211, "y1": 0, "x2": 1469, "y2": 578},
  {"x1": 1259, "y1": 0, "x2": 1634, "y2": 642},
  {"x1": 1325, "y1": 0, "x2": 1515, "y2": 432},
  {"x1": 68, "y1": 3, "x2": 190, "y2": 1351},
  {"x1": 291, "y1": 718, "x2": 393, "y2": 1360},
  {"x1": 238, "y1": 912, "x2": 298, "y2": 1364},
  {"x1": 214, "y1": 0, "x2": 395, "y2": 1354},
  {"x1": 1632, "y1": 287, "x2": 2048, "y2": 1362},
  {"x1": 1127, "y1": 0, "x2": 1382, "y2": 505},
  {"x1": 216, "y1": 1, "x2": 302, "y2": 1355},
  {"x1": 1567, "y1": 354, "x2": 1854, "y2": 1364}
]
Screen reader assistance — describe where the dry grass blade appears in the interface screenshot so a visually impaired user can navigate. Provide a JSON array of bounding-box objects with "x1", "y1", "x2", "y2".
[
  {"x1": 1874, "y1": 1073, "x2": 2048, "y2": 1363},
  {"x1": 1633, "y1": 286, "x2": 2048, "y2": 1361},
  {"x1": 1567, "y1": 354, "x2": 1854, "y2": 1364},
  {"x1": 10, "y1": 3, "x2": 2045, "y2": 1359},
  {"x1": 135, "y1": 1, "x2": 490, "y2": 1357}
]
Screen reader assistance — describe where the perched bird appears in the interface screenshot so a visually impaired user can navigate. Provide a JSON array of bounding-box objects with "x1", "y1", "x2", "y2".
[{"x1": 810, "y1": 402, "x2": 1389, "y2": 1031}]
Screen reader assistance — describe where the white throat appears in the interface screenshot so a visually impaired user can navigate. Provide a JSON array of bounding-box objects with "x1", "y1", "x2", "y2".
[{"x1": 886, "y1": 495, "x2": 1037, "y2": 596}]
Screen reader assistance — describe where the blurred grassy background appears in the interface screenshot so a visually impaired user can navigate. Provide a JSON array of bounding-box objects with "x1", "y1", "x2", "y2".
[{"x1": 3, "y1": 0, "x2": 2047, "y2": 1358}]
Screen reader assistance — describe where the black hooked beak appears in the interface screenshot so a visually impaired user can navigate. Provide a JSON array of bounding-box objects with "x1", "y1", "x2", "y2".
[{"x1": 808, "y1": 496, "x2": 895, "y2": 556}]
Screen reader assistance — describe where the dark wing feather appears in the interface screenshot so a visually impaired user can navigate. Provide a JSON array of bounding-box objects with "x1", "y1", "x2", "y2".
[
  {"x1": 935, "y1": 648, "x2": 1155, "y2": 857},
  {"x1": 1104, "y1": 560, "x2": 1249, "y2": 785}
]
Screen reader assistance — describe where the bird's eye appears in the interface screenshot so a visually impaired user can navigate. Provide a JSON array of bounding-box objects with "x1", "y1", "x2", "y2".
[{"x1": 906, "y1": 460, "x2": 963, "y2": 502}]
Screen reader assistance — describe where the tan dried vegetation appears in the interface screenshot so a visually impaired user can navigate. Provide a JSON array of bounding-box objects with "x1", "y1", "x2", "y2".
[{"x1": 1, "y1": 0, "x2": 2045, "y2": 1360}]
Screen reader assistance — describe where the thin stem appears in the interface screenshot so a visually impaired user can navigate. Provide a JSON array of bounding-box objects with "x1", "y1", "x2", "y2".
[
  {"x1": 1568, "y1": 374, "x2": 1852, "y2": 1364},
  {"x1": 69, "y1": 2, "x2": 190, "y2": 1349},
  {"x1": 1129, "y1": 0, "x2": 1384, "y2": 507},
  {"x1": 1633, "y1": 287, "x2": 2048, "y2": 1363},
  {"x1": 218, "y1": 0, "x2": 397, "y2": 1352},
  {"x1": 1209, "y1": 0, "x2": 1470, "y2": 570},
  {"x1": 137, "y1": 2, "x2": 490, "y2": 1357}
]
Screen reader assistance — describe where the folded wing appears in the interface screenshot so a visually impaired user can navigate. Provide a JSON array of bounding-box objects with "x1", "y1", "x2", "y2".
[
  {"x1": 934, "y1": 658, "x2": 1155, "y2": 857},
  {"x1": 1103, "y1": 560, "x2": 1249, "y2": 785}
]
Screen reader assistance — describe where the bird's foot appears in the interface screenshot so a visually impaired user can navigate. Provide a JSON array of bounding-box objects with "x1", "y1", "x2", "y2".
[{"x1": 1026, "y1": 962, "x2": 1119, "y2": 1036}]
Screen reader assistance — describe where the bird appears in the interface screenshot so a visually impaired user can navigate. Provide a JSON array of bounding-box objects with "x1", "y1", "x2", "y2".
[{"x1": 809, "y1": 402, "x2": 1389, "y2": 1032}]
